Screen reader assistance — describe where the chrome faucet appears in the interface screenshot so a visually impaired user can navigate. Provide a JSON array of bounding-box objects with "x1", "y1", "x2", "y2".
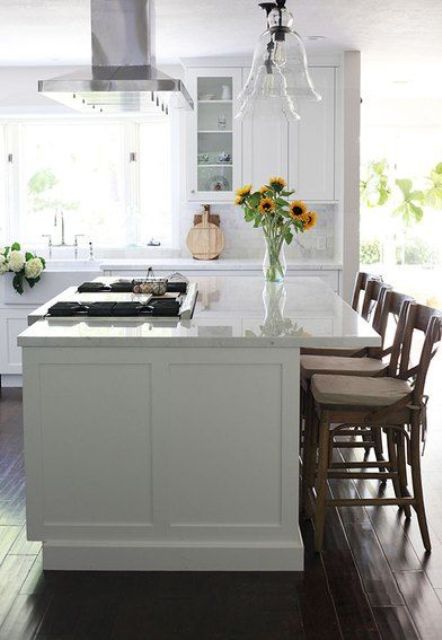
[
  {"x1": 54, "y1": 210, "x2": 70, "y2": 247},
  {"x1": 41, "y1": 211, "x2": 89, "y2": 259}
]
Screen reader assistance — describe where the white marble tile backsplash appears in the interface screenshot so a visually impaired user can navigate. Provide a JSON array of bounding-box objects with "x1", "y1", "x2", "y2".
[{"x1": 178, "y1": 203, "x2": 338, "y2": 261}]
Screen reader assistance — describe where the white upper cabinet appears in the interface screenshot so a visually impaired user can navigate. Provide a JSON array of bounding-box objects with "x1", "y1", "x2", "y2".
[
  {"x1": 289, "y1": 67, "x2": 336, "y2": 201},
  {"x1": 241, "y1": 69, "x2": 289, "y2": 189},
  {"x1": 186, "y1": 68, "x2": 242, "y2": 202},
  {"x1": 184, "y1": 64, "x2": 337, "y2": 203}
]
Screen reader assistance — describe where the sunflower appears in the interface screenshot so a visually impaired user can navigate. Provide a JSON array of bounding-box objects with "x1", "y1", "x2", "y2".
[
  {"x1": 289, "y1": 200, "x2": 308, "y2": 219},
  {"x1": 259, "y1": 185, "x2": 270, "y2": 194},
  {"x1": 269, "y1": 176, "x2": 287, "y2": 191},
  {"x1": 234, "y1": 184, "x2": 252, "y2": 204},
  {"x1": 301, "y1": 210, "x2": 318, "y2": 230},
  {"x1": 258, "y1": 197, "x2": 276, "y2": 215}
]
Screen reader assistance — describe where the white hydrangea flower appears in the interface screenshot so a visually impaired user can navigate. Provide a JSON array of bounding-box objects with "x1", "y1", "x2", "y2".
[
  {"x1": 0, "y1": 254, "x2": 9, "y2": 274},
  {"x1": 24, "y1": 257, "x2": 44, "y2": 280},
  {"x1": 8, "y1": 250, "x2": 25, "y2": 273},
  {"x1": 0, "y1": 247, "x2": 6, "y2": 256}
]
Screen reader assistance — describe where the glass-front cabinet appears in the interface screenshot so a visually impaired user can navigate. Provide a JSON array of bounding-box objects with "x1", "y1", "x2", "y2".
[{"x1": 186, "y1": 68, "x2": 242, "y2": 202}]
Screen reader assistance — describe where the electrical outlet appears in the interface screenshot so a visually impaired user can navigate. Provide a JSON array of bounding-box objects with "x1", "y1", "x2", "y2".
[{"x1": 317, "y1": 237, "x2": 327, "y2": 251}]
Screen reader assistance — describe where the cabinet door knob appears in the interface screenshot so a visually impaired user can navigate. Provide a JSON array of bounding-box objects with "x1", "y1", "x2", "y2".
[{"x1": 191, "y1": 189, "x2": 195, "y2": 194}]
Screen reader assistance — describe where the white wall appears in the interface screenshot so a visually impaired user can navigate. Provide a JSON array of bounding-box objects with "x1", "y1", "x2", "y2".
[
  {"x1": 341, "y1": 51, "x2": 361, "y2": 302},
  {"x1": 0, "y1": 66, "x2": 78, "y2": 114}
]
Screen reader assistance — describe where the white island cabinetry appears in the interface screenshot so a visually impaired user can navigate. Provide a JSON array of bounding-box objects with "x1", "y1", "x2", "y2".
[{"x1": 19, "y1": 276, "x2": 379, "y2": 571}]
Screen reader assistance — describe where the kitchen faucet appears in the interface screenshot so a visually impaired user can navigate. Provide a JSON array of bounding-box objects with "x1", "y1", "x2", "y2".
[{"x1": 41, "y1": 210, "x2": 89, "y2": 259}]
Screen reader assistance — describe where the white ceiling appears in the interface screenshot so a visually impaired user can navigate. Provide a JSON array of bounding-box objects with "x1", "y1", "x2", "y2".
[{"x1": 1, "y1": 0, "x2": 442, "y2": 96}]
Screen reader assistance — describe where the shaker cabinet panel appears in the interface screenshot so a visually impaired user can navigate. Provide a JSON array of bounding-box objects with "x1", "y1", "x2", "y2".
[
  {"x1": 186, "y1": 68, "x2": 242, "y2": 202},
  {"x1": 289, "y1": 67, "x2": 336, "y2": 201},
  {"x1": 239, "y1": 66, "x2": 336, "y2": 201},
  {"x1": 241, "y1": 67, "x2": 289, "y2": 188}
]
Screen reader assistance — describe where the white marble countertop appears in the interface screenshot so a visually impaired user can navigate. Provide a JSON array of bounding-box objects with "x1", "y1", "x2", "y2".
[
  {"x1": 100, "y1": 258, "x2": 343, "y2": 272},
  {"x1": 18, "y1": 276, "x2": 379, "y2": 349}
]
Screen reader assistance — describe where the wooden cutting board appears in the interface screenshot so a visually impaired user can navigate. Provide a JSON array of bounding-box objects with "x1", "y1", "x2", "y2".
[{"x1": 186, "y1": 211, "x2": 224, "y2": 260}]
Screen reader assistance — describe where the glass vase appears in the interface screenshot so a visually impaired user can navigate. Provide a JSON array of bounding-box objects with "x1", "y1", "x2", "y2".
[
  {"x1": 262, "y1": 282, "x2": 287, "y2": 336},
  {"x1": 263, "y1": 235, "x2": 287, "y2": 283}
]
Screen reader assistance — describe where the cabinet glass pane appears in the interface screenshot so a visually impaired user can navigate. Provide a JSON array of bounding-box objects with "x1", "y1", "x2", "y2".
[
  {"x1": 197, "y1": 78, "x2": 232, "y2": 102},
  {"x1": 197, "y1": 165, "x2": 232, "y2": 192},
  {"x1": 196, "y1": 77, "x2": 233, "y2": 193}
]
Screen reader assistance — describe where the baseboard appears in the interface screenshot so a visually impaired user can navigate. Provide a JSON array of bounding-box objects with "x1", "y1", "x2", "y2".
[
  {"x1": 42, "y1": 540, "x2": 304, "y2": 571},
  {"x1": 1, "y1": 375, "x2": 23, "y2": 388}
]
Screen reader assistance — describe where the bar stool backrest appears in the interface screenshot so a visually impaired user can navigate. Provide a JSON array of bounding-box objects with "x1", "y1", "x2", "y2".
[
  {"x1": 385, "y1": 294, "x2": 415, "y2": 375},
  {"x1": 397, "y1": 303, "x2": 442, "y2": 405},
  {"x1": 361, "y1": 279, "x2": 391, "y2": 322},
  {"x1": 351, "y1": 272, "x2": 382, "y2": 314}
]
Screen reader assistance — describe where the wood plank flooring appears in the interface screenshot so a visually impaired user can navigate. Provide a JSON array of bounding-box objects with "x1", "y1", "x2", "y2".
[{"x1": 0, "y1": 354, "x2": 440, "y2": 639}]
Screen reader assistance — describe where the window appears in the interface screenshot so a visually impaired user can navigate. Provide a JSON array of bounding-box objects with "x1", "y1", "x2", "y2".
[
  {"x1": 0, "y1": 126, "x2": 6, "y2": 244},
  {"x1": 0, "y1": 118, "x2": 174, "y2": 249},
  {"x1": 139, "y1": 120, "x2": 173, "y2": 245}
]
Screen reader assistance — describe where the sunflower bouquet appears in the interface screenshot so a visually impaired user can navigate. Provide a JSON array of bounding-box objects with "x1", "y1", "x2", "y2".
[{"x1": 234, "y1": 177, "x2": 318, "y2": 282}]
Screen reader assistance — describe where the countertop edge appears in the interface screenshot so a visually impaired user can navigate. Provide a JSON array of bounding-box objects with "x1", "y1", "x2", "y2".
[{"x1": 18, "y1": 335, "x2": 381, "y2": 349}]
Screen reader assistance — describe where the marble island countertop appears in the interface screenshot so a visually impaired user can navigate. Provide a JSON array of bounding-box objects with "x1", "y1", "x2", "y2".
[{"x1": 18, "y1": 276, "x2": 379, "y2": 349}]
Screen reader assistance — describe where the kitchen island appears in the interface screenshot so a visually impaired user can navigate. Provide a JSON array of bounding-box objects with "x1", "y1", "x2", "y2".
[{"x1": 18, "y1": 276, "x2": 380, "y2": 571}]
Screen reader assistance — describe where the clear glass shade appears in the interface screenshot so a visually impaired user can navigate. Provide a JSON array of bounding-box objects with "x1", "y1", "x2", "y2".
[{"x1": 237, "y1": 6, "x2": 321, "y2": 122}]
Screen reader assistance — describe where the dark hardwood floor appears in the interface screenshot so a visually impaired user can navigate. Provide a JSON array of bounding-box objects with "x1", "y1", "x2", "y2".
[{"x1": 0, "y1": 354, "x2": 440, "y2": 639}]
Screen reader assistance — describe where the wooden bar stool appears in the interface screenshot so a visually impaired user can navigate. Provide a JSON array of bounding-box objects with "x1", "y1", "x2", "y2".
[
  {"x1": 301, "y1": 291, "x2": 413, "y2": 508},
  {"x1": 304, "y1": 303, "x2": 442, "y2": 553}
]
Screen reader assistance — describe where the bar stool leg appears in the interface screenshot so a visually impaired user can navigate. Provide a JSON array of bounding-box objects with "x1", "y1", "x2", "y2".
[
  {"x1": 386, "y1": 427, "x2": 403, "y2": 502},
  {"x1": 410, "y1": 415, "x2": 431, "y2": 552},
  {"x1": 314, "y1": 415, "x2": 330, "y2": 553},
  {"x1": 373, "y1": 428, "x2": 386, "y2": 472},
  {"x1": 396, "y1": 430, "x2": 411, "y2": 519},
  {"x1": 301, "y1": 397, "x2": 317, "y2": 518}
]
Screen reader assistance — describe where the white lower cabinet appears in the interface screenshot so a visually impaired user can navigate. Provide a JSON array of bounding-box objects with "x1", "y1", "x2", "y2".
[
  {"x1": 0, "y1": 269, "x2": 99, "y2": 379},
  {"x1": 0, "y1": 309, "x2": 30, "y2": 374}
]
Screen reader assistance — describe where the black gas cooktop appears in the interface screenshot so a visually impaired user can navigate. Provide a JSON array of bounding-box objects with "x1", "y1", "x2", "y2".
[{"x1": 47, "y1": 298, "x2": 181, "y2": 318}]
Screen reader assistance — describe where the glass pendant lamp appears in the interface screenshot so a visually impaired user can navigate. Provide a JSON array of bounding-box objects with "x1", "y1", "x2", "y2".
[{"x1": 237, "y1": 0, "x2": 321, "y2": 121}]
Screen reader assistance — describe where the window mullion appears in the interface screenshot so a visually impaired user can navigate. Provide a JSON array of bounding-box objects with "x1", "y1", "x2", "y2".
[
  {"x1": 4, "y1": 123, "x2": 21, "y2": 244},
  {"x1": 123, "y1": 121, "x2": 141, "y2": 247}
]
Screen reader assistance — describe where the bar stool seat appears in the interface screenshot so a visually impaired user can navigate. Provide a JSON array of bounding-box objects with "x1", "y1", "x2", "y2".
[
  {"x1": 301, "y1": 355, "x2": 387, "y2": 381},
  {"x1": 311, "y1": 374, "x2": 412, "y2": 407}
]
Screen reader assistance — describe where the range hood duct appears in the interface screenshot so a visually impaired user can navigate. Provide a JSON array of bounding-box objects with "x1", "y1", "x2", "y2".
[{"x1": 39, "y1": 0, "x2": 194, "y2": 115}]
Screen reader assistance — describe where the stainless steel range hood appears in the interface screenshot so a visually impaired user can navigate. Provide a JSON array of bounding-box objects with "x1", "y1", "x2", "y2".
[{"x1": 39, "y1": 0, "x2": 193, "y2": 115}]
